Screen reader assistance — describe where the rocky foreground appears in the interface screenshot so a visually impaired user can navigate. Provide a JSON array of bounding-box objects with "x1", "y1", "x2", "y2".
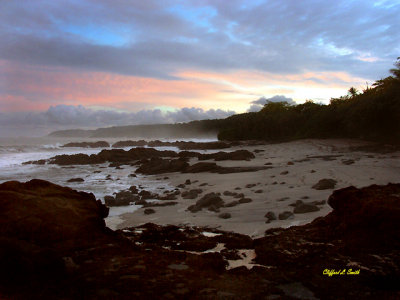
[{"x1": 1, "y1": 180, "x2": 400, "y2": 299}]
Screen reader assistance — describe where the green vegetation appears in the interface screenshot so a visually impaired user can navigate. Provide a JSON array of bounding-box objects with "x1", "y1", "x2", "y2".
[{"x1": 217, "y1": 58, "x2": 400, "y2": 143}]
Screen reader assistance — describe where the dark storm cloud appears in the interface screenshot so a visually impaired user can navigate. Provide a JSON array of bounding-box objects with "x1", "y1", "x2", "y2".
[
  {"x1": 247, "y1": 95, "x2": 295, "y2": 112},
  {"x1": 1, "y1": 0, "x2": 399, "y2": 80}
]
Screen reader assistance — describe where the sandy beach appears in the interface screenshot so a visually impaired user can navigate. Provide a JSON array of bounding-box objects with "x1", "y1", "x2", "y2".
[{"x1": 110, "y1": 139, "x2": 400, "y2": 237}]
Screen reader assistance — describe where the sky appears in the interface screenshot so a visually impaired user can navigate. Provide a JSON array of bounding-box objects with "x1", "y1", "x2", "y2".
[{"x1": 0, "y1": 0, "x2": 399, "y2": 136}]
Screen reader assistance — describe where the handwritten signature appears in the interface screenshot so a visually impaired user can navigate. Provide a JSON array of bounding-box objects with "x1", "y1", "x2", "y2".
[{"x1": 323, "y1": 269, "x2": 360, "y2": 276}]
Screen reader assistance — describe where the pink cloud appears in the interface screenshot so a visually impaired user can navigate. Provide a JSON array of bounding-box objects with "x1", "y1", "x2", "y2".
[
  {"x1": 1, "y1": 60, "x2": 370, "y2": 114},
  {"x1": 1, "y1": 61, "x2": 231, "y2": 112}
]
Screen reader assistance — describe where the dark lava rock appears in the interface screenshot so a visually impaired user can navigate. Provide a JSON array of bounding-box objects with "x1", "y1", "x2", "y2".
[
  {"x1": 264, "y1": 211, "x2": 277, "y2": 223},
  {"x1": 289, "y1": 200, "x2": 303, "y2": 207},
  {"x1": 184, "y1": 162, "x2": 219, "y2": 173},
  {"x1": 136, "y1": 157, "x2": 188, "y2": 175},
  {"x1": 254, "y1": 183, "x2": 400, "y2": 299},
  {"x1": 104, "y1": 195, "x2": 116, "y2": 206},
  {"x1": 23, "y1": 159, "x2": 46, "y2": 165},
  {"x1": 144, "y1": 208, "x2": 156, "y2": 215},
  {"x1": 238, "y1": 198, "x2": 252, "y2": 204},
  {"x1": 280, "y1": 171, "x2": 289, "y2": 175},
  {"x1": 188, "y1": 193, "x2": 224, "y2": 213},
  {"x1": 233, "y1": 193, "x2": 244, "y2": 199},
  {"x1": 0, "y1": 179, "x2": 109, "y2": 242},
  {"x1": 198, "y1": 150, "x2": 255, "y2": 161},
  {"x1": 327, "y1": 184, "x2": 400, "y2": 239},
  {"x1": 245, "y1": 184, "x2": 257, "y2": 188},
  {"x1": 62, "y1": 141, "x2": 110, "y2": 148},
  {"x1": 278, "y1": 211, "x2": 294, "y2": 220},
  {"x1": 185, "y1": 163, "x2": 271, "y2": 174},
  {"x1": 139, "y1": 190, "x2": 158, "y2": 200},
  {"x1": 293, "y1": 202, "x2": 320, "y2": 214},
  {"x1": 265, "y1": 211, "x2": 277, "y2": 219},
  {"x1": 311, "y1": 200, "x2": 326, "y2": 205},
  {"x1": 0, "y1": 180, "x2": 109, "y2": 286},
  {"x1": 157, "y1": 191, "x2": 178, "y2": 200},
  {"x1": 1, "y1": 180, "x2": 400, "y2": 299},
  {"x1": 178, "y1": 141, "x2": 230, "y2": 150},
  {"x1": 67, "y1": 177, "x2": 84, "y2": 183},
  {"x1": 46, "y1": 147, "x2": 179, "y2": 166},
  {"x1": 224, "y1": 201, "x2": 239, "y2": 207},
  {"x1": 143, "y1": 201, "x2": 177, "y2": 208},
  {"x1": 112, "y1": 140, "x2": 147, "y2": 148},
  {"x1": 218, "y1": 213, "x2": 231, "y2": 219},
  {"x1": 129, "y1": 185, "x2": 138, "y2": 194},
  {"x1": 342, "y1": 159, "x2": 355, "y2": 165},
  {"x1": 185, "y1": 179, "x2": 191, "y2": 185},
  {"x1": 312, "y1": 179, "x2": 337, "y2": 190},
  {"x1": 129, "y1": 173, "x2": 137, "y2": 177},
  {"x1": 181, "y1": 189, "x2": 203, "y2": 199},
  {"x1": 223, "y1": 191, "x2": 237, "y2": 196},
  {"x1": 178, "y1": 151, "x2": 199, "y2": 159},
  {"x1": 254, "y1": 189, "x2": 263, "y2": 193},
  {"x1": 108, "y1": 162, "x2": 123, "y2": 168},
  {"x1": 113, "y1": 191, "x2": 139, "y2": 206},
  {"x1": 207, "y1": 205, "x2": 220, "y2": 212}
]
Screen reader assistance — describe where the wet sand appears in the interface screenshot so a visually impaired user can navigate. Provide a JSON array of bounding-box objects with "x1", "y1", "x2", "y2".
[{"x1": 110, "y1": 139, "x2": 400, "y2": 237}]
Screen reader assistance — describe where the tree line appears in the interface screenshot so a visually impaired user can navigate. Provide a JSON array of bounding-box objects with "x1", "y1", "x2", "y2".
[{"x1": 207, "y1": 58, "x2": 400, "y2": 144}]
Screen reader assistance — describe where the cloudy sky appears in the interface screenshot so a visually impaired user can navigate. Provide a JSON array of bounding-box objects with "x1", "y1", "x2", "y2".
[{"x1": 0, "y1": 0, "x2": 399, "y2": 136}]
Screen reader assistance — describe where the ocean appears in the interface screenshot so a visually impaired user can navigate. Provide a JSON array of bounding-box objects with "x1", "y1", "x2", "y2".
[{"x1": 0, "y1": 136, "x2": 218, "y2": 220}]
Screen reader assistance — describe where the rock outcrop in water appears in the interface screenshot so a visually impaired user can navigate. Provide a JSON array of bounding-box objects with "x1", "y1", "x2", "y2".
[
  {"x1": 61, "y1": 141, "x2": 110, "y2": 148},
  {"x1": 112, "y1": 140, "x2": 232, "y2": 150},
  {"x1": 48, "y1": 147, "x2": 179, "y2": 165},
  {"x1": 1, "y1": 180, "x2": 399, "y2": 299},
  {"x1": 24, "y1": 147, "x2": 260, "y2": 176}
]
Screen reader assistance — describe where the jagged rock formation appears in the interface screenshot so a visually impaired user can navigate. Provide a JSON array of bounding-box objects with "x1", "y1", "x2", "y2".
[
  {"x1": 24, "y1": 147, "x2": 255, "y2": 167},
  {"x1": 0, "y1": 180, "x2": 399, "y2": 299}
]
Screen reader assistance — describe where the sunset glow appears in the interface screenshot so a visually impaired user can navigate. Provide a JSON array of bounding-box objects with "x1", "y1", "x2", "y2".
[{"x1": 0, "y1": 0, "x2": 399, "y2": 136}]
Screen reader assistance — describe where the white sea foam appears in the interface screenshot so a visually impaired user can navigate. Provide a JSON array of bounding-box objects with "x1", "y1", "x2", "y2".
[{"x1": 0, "y1": 136, "x2": 218, "y2": 224}]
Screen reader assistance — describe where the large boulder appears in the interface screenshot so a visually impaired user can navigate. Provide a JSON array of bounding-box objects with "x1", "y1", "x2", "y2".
[
  {"x1": 188, "y1": 193, "x2": 224, "y2": 212},
  {"x1": 0, "y1": 180, "x2": 109, "y2": 246},
  {"x1": 181, "y1": 189, "x2": 203, "y2": 199},
  {"x1": 112, "y1": 191, "x2": 139, "y2": 206},
  {"x1": 293, "y1": 201, "x2": 320, "y2": 214},
  {"x1": 327, "y1": 184, "x2": 400, "y2": 245},
  {"x1": 312, "y1": 179, "x2": 337, "y2": 190}
]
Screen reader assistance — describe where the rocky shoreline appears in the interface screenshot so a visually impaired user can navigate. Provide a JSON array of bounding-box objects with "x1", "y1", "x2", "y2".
[{"x1": 1, "y1": 179, "x2": 399, "y2": 299}]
